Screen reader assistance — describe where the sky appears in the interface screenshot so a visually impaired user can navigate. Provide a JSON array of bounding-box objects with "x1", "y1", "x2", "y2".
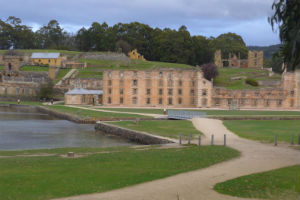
[{"x1": 0, "y1": 0, "x2": 280, "y2": 46}]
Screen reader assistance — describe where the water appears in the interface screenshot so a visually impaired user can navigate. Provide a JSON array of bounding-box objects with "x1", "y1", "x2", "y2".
[{"x1": 0, "y1": 106, "x2": 133, "y2": 150}]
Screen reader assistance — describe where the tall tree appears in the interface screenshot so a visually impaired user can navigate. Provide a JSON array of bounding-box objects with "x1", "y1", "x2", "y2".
[
  {"x1": 37, "y1": 20, "x2": 63, "y2": 49},
  {"x1": 210, "y1": 33, "x2": 249, "y2": 59},
  {"x1": 269, "y1": 0, "x2": 300, "y2": 71}
]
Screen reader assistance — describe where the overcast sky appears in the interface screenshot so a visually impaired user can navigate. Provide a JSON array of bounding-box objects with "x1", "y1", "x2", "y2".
[{"x1": 0, "y1": 0, "x2": 280, "y2": 46}]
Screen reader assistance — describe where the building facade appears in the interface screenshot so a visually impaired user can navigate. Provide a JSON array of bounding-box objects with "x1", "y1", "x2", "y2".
[
  {"x1": 65, "y1": 88, "x2": 103, "y2": 105},
  {"x1": 103, "y1": 69, "x2": 213, "y2": 108},
  {"x1": 102, "y1": 69, "x2": 299, "y2": 110},
  {"x1": 31, "y1": 53, "x2": 63, "y2": 67}
]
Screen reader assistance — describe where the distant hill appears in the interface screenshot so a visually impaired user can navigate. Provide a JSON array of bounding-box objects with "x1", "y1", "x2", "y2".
[{"x1": 248, "y1": 44, "x2": 281, "y2": 59}]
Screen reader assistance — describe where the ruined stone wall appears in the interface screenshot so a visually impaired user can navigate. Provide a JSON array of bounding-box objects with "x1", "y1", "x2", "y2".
[
  {"x1": 282, "y1": 71, "x2": 300, "y2": 109},
  {"x1": 62, "y1": 78, "x2": 103, "y2": 90},
  {"x1": 0, "y1": 82, "x2": 39, "y2": 97},
  {"x1": 211, "y1": 71, "x2": 300, "y2": 110},
  {"x1": 103, "y1": 69, "x2": 212, "y2": 108},
  {"x1": 214, "y1": 50, "x2": 222, "y2": 68},
  {"x1": 248, "y1": 51, "x2": 264, "y2": 68},
  {"x1": 76, "y1": 52, "x2": 131, "y2": 62}
]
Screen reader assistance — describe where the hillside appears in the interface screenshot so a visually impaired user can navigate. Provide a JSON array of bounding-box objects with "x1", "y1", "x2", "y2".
[{"x1": 248, "y1": 44, "x2": 281, "y2": 59}]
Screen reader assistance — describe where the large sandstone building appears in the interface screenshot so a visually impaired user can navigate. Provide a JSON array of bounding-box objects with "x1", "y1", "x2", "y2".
[
  {"x1": 103, "y1": 69, "x2": 212, "y2": 108},
  {"x1": 102, "y1": 69, "x2": 299, "y2": 110}
]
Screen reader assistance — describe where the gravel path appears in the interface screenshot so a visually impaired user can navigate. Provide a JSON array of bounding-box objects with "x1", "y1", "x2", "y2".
[{"x1": 53, "y1": 118, "x2": 300, "y2": 200}]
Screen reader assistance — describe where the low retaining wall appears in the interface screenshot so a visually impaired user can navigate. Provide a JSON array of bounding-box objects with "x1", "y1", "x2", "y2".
[
  {"x1": 36, "y1": 106, "x2": 96, "y2": 124},
  {"x1": 95, "y1": 121, "x2": 174, "y2": 145}
]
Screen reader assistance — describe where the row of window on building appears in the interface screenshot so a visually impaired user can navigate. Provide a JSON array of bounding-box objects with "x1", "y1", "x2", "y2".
[
  {"x1": 107, "y1": 79, "x2": 200, "y2": 88},
  {"x1": 107, "y1": 88, "x2": 208, "y2": 96},
  {"x1": 215, "y1": 89, "x2": 295, "y2": 97},
  {"x1": 214, "y1": 98, "x2": 295, "y2": 107},
  {"x1": 107, "y1": 97, "x2": 208, "y2": 106}
]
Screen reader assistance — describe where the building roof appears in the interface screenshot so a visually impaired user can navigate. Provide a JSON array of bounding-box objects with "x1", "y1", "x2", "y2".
[
  {"x1": 31, "y1": 53, "x2": 60, "y2": 59},
  {"x1": 66, "y1": 88, "x2": 103, "y2": 95}
]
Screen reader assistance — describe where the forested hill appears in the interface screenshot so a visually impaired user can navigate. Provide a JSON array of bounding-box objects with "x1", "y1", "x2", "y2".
[
  {"x1": 248, "y1": 44, "x2": 281, "y2": 59},
  {"x1": 0, "y1": 16, "x2": 252, "y2": 66}
]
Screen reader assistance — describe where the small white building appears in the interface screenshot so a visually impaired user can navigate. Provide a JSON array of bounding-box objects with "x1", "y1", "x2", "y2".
[{"x1": 65, "y1": 88, "x2": 103, "y2": 105}]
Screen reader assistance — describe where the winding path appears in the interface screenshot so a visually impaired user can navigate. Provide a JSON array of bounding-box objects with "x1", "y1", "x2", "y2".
[{"x1": 53, "y1": 118, "x2": 300, "y2": 200}]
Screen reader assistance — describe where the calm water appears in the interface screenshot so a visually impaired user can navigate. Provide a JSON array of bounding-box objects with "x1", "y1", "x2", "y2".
[{"x1": 0, "y1": 106, "x2": 133, "y2": 150}]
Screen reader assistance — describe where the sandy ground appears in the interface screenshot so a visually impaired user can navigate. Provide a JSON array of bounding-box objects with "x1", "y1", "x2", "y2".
[{"x1": 53, "y1": 118, "x2": 300, "y2": 200}]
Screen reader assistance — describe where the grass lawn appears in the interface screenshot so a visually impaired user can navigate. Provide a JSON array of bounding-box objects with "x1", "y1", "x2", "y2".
[
  {"x1": 223, "y1": 120, "x2": 300, "y2": 143},
  {"x1": 77, "y1": 58, "x2": 194, "y2": 70},
  {"x1": 214, "y1": 68, "x2": 282, "y2": 90},
  {"x1": 19, "y1": 65, "x2": 49, "y2": 72},
  {"x1": 100, "y1": 108, "x2": 300, "y2": 117},
  {"x1": 0, "y1": 101, "x2": 43, "y2": 106},
  {"x1": 0, "y1": 65, "x2": 4, "y2": 70},
  {"x1": 47, "y1": 105, "x2": 152, "y2": 120},
  {"x1": 55, "y1": 68, "x2": 71, "y2": 83},
  {"x1": 100, "y1": 108, "x2": 165, "y2": 114},
  {"x1": 77, "y1": 67, "x2": 103, "y2": 78},
  {"x1": 109, "y1": 120, "x2": 202, "y2": 139},
  {"x1": 0, "y1": 145, "x2": 239, "y2": 200},
  {"x1": 214, "y1": 165, "x2": 300, "y2": 200}
]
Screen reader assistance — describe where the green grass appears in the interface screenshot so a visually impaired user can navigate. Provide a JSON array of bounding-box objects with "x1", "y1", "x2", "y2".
[
  {"x1": 223, "y1": 120, "x2": 300, "y2": 143},
  {"x1": 109, "y1": 120, "x2": 202, "y2": 139},
  {"x1": 78, "y1": 58, "x2": 193, "y2": 70},
  {"x1": 100, "y1": 108, "x2": 165, "y2": 114},
  {"x1": 0, "y1": 101, "x2": 43, "y2": 106},
  {"x1": 75, "y1": 59, "x2": 193, "y2": 78},
  {"x1": 214, "y1": 68, "x2": 282, "y2": 89},
  {"x1": 214, "y1": 165, "x2": 300, "y2": 200},
  {"x1": 0, "y1": 65, "x2": 4, "y2": 70},
  {"x1": 77, "y1": 67, "x2": 103, "y2": 78},
  {"x1": 47, "y1": 105, "x2": 152, "y2": 120},
  {"x1": 100, "y1": 108, "x2": 300, "y2": 117},
  {"x1": 0, "y1": 145, "x2": 239, "y2": 200},
  {"x1": 19, "y1": 65, "x2": 49, "y2": 72},
  {"x1": 55, "y1": 68, "x2": 71, "y2": 83}
]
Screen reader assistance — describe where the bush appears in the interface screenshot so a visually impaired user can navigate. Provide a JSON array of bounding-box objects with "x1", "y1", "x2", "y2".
[
  {"x1": 38, "y1": 81, "x2": 55, "y2": 100},
  {"x1": 201, "y1": 63, "x2": 219, "y2": 81},
  {"x1": 245, "y1": 78, "x2": 259, "y2": 86}
]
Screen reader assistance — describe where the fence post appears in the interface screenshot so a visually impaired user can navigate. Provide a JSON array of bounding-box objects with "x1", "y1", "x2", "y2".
[
  {"x1": 211, "y1": 135, "x2": 214, "y2": 146},
  {"x1": 198, "y1": 135, "x2": 201, "y2": 146},
  {"x1": 224, "y1": 134, "x2": 226, "y2": 146},
  {"x1": 291, "y1": 135, "x2": 294, "y2": 145},
  {"x1": 274, "y1": 134, "x2": 277, "y2": 146},
  {"x1": 179, "y1": 135, "x2": 182, "y2": 145},
  {"x1": 188, "y1": 134, "x2": 191, "y2": 145}
]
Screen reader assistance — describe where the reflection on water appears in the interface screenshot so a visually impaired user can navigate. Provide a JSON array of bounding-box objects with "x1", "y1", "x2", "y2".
[{"x1": 0, "y1": 106, "x2": 133, "y2": 150}]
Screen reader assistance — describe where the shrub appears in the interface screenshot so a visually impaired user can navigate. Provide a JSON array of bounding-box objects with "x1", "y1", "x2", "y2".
[
  {"x1": 245, "y1": 78, "x2": 259, "y2": 86},
  {"x1": 201, "y1": 63, "x2": 219, "y2": 81}
]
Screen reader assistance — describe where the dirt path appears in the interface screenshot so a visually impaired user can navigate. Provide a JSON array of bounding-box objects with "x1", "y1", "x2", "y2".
[{"x1": 53, "y1": 118, "x2": 300, "y2": 200}]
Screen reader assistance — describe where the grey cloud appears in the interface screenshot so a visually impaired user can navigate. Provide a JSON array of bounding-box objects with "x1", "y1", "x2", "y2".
[{"x1": 0, "y1": 0, "x2": 279, "y2": 45}]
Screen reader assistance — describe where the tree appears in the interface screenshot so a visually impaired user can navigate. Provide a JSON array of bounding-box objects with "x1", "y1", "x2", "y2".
[
  {"x1": 36, "y1": 20, "x2": 63, "y2": 49},
  {"x1": 210, "y1": 33, "x2": 249, "y2": 59},
  {"x1": 269, "y1": 0, "x2": 300, "y2": 71},
  {"x1": 115, "y1": 40, "x2": 131, "y2": 54},
  {"x1": 38, "y1": 81, "x2": 54, "y2": 100},
  {"x1": 201, "y1": 63, "x2": 219, "y2": 81}
]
